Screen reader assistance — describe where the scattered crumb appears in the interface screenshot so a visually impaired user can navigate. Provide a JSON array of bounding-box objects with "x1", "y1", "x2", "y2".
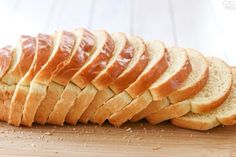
[
  {"x1": 160, "y1": 129, "x2": 164, "y2": 132},
  {"x1": 58, "y1": 137, "x2": 64, "y2": 141},
  {"x1": 31, "y1": 143, "x2": 36, "y2": 147},
  {"x1": 72, "y1": 128, "x2": 76, "y2": 131},
  {"x1": 126, "y1": 128, "x2": 132, "y2": 132},
  {"x1": 152, "y1": 146, "x2": 161, "y2": 150},
  {"x1": 159, "y1": 135, "x2": 163, "y2": 138},
  {"x1": 44, "y1": 132, "x2": 53, "y2": 136},
  {"x1": 136, "y1": 137, "x2": 144, "y2": 140},
  {"x1": 190, "y1": 134, "x2": 193, "y2": 138}
]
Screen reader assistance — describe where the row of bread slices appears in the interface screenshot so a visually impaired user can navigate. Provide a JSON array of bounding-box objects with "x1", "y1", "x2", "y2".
[{"x1": 0, "y1": 28, "x2": 234, "y2": 130}]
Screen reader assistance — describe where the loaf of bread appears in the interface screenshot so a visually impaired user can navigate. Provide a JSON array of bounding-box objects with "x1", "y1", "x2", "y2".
[{"x1": 0, "y1": 28, "x2": 234, "y2": 131}]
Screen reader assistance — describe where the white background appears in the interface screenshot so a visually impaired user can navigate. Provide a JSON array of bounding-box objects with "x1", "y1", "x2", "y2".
[{"x1": 0, "y1": 0, "x2": 235, "y2": 65}]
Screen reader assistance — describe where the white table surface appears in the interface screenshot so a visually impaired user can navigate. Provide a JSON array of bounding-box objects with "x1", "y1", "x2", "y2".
[{"x1": 0, "y1": 0, "x2": 235, "y2": 65}]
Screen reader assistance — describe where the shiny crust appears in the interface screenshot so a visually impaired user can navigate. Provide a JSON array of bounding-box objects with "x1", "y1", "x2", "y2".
[
  {"x1": 20, "y1": 34, "x2": 53, "y2": 85},
  {"x1": 125, "y1": 42, "x2": 169, "y2": 98},
  {"x1": 8, "y1": 34, "x2": 52, "y2": 126},
  {"x1": 168, "y1": 49, "x2": 209, "y2": 103},
  {"x1": 21, "y1": 31, "x2": 76, "y2": 127},
  {"x1": 0, "y1": 46, "x2": 12, "y2": 79},
  {"x1": 2, "y1": 35, "x2": 36, "y2": 84},
  {"x1": 146, "y1": 100, "x2": 191, "y2": 125},
  {"x1": 110, "y1": 37, "x2": 149, "y2": 94},
  {"x1": 33, "y1": 31, "x2": 76, "y2": 85},
  {"x1": 71, "y1": 31, "x2": 115, "y2": 88},
  {"x1": 92, "y1": 33, "x2": 134, "y2": 90},
  {"x1": 150, "y1": 48, "x2": 192, "y2": 101},
  {"x1": 130, "y1": 98, "x2": 169, "y2": 122},
  {"x1": 53, "y1": 29, "x2": 95, "y2": 86}
]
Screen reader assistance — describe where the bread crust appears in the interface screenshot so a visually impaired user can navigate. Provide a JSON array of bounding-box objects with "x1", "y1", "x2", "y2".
[
  {"x1": 168, "y1": 49, "x2": 209, "y2": 103},
  {"x1": 150, "y1": 48, "x2": 192, "y2": 101},
  {"x1": 0, "y1": 46, "x2": 12, "y2": 79},
  {"x1": 125, "y1": 41, "x2": 169, "y2": 98},
  {"x1": 2, "y1": 35, "x2": 36, "y2": 84},
  {"x1": 109, "y1": 37, "x2": 149, "y2": 94},
  {"x1": 34, "y1": 29, "x2": 95, "y2": 125},
  {"x1": 92, "y1": 33, "x2": 134, "y2": 90},
  {"x1": 71, "y1": 31, "x2": 114, "y2": 88},
  {"x1": 21, "y1": 31, "x2": 76, "y2": 127},
  {"x1": 8, "y1": 34, "x2": 52, "y2": 126},
  {"x1": 53, "y1": 29, "x2": 95, "y2": 86},
  {"x1": 33, "y1": 31, "x2": 75, "y2": 85}
]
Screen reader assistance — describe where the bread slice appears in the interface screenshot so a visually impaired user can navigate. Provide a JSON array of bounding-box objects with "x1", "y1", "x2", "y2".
[
  {"x1": 8, "y1": 34, "x2": 52, "y2": 126},
  {"x1": 89, "y1": 37, "x2": 149, "y2": 124},
  {"x1": 171, "y1": 79, "x2": 235, "y2": 131},
  {"x1": 21, "y1": 31, "x2": 76, "y2": 127},
  {"x1": 168, "y1": 49, "x2": 209, "y2": 103},
  {"x1": 78, "y1": 33, "x2": 134, "y2": 124},
  {"x1": 149, "y1": 47, "x2": 192, "y2": 101},
  {"x1": 0, "y1": 46, "x2": 12, "y2": 80},
  {"x1": 0, "y1": 36, "x2": 36, "y2": 122},
  {"x1": 93, "y1": 40, "x2": 169, "y2": 125},
  {"x1": 47, "y1": 30, "x2": 114, "y2": 126},
  {"x1": 83, "y1": 37, "x2": 149, "y2": 124},
  {"x1": 130, "y1": 98, "x2": 170, "y2": 122},
  {"x1": 64, "y1": 32, "x2": 132, "y2": 126},
  {"x1": 34, "y1": 29, "x2": 95, "y2": 125},
  {"x1": 107, "y1": 41, "x2": 170, "y2": 126},
  {"x1": 131, "y1": 49, "x2": 208, "y2": 122},
  {"x1": 146, "y1": 57, "x2": 233, "y2": 125},
  {"x1": 0, "y1": 45, "x2": 13, "y2": 100}
]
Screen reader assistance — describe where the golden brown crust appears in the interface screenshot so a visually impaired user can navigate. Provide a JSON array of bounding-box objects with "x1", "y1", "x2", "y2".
[
  {"x1": 110, "y1": 38, "x2": 149, "y2": 94},
  {"x1": 20, "y1": 34, "x2": 52, "y2": 85},
  {"x1": 168, "y1": 52, "x2": 209, "y2": 103},
  {"x1": 21, "y1": 31, "x2": 76, "y2": 127},
  {"x1": 2, "y1": 35, "x2": 36, "y2": 84},
  {"x1": 92, "y1": 35, "x2": 134, "y2": 90},
  {"x1": 33, "y1": 31, "x2": 75, "y2": 85},
  {"x1": 0, "y1": 46, "x2": 12, "y2": 79},
  {"x1": 126, "y1": 48, "x2": 169, "y2": 98},
  {"x1": 150, "y1": 49, "x2": 192, "y2": 100},
  {"x1": 191, "y1": 63, "x2": 233, "y2": 113},
  {"x1": 53, "y1": 29, "x2": 95, "y2": 86},
  {"x1": 71, "y1": 31, "x2": 114, "y2": 88}
]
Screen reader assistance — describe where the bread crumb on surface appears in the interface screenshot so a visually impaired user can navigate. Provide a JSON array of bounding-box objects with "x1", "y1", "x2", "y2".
[{"x1": 152, "y1": 146, "x2": 161, "y2": 150}]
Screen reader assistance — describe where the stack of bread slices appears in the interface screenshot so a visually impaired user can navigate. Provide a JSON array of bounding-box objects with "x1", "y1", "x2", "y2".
[{"x1": 0, "y1": 28, "x2": 234, "y2": 131}]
